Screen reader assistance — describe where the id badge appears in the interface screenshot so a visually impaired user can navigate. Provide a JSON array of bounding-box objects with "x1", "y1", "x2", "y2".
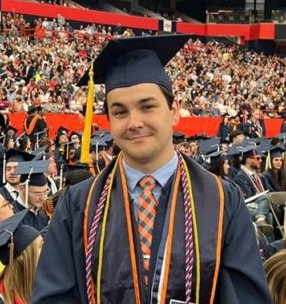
[{"x1": 170, "y1": 300, "x2": 194, "y2": 304}]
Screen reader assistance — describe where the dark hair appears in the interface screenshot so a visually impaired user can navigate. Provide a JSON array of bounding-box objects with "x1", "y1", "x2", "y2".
[
  {"x1": 208, "y1": 156, "x2": 229, "y2": 178},
  {"x1": 268, "y1": 160, "x2": 286, "y2": 191},
  {"x1": 103, "y1": 84, "x2": 174, "y2": 116}
]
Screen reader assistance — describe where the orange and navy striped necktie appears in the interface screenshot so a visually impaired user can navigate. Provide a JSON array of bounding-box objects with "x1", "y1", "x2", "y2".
[{"x1": 137, "y1": 175, "x2": 158, "y2": 285}]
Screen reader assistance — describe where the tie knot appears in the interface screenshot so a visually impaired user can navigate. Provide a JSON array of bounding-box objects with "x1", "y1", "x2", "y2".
[{"x1": 139, "y1": 175, "x2": 156, "y2": 191}]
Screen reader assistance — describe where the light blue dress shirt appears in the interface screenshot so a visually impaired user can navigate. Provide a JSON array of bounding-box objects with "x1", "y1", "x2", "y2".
[{"x1": 122, "y1": 153, "x2": 179, "y2": 220}]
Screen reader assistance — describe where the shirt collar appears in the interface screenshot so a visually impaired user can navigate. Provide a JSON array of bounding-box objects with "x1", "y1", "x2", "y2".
[
  {"x1": 5, "y1": 183, "x2": 18, "y2": 193},
  {"x1": 242, "y1": 165, "x2": 256, "y2": 176},
  {"x1": 123, "y1": 153, "x2": 178, "y2": 192}
]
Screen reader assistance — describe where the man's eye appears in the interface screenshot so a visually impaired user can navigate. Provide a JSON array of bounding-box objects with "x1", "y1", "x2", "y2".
[
  {"x1": 114, "y1": 110, "x2": 126, "y2": 117},
  {"x1": 142, "y1": 105, "x2": 155, "y2": 110}
]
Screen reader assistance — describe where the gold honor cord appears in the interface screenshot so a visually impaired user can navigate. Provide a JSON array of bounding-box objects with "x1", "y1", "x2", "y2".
[{"x1": 182, "y1": 158, "x2": 201, "y2": 303}]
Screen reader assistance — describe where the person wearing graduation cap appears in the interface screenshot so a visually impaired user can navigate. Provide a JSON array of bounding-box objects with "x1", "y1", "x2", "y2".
[
  {"x1": 69, "y1": 131, "x2": 82, "y2": 159},
  {"x1": 235, "y1": 146, "x2": 273, "y2": 234},
  {"x1": 263, "y1": 146, "x2": 286, "y2": 192},
  {"x1": 5, "y1": 126, "x2": 18, "y2": 140},
  {"x1": 0, "y1": 149, "x2": 34, "y2": 204},
  {"x1": 206, "y1": 151, "x2": 230, "y2": 180},
  {"x1": 53, "y1": 127, "x2": 70, "y2": 175},
  {"x1": 32, "y1": 35, "x2": 271, "y2": 304},
  {"x1": 13, "y1": 160, "x2": 50, "y2": 231},
  {"x1": 3, "y1": 136, "x2": 15, "y2": 150},
  {"x1": 0, "y1": 210, "x2": 43, "y2": 304},
  {"x1": 88, "y1": 136, "x2": 109, "y2": 175},
  {"x1": 23, "y1": 105, "x2": 48, "y2": 148}
]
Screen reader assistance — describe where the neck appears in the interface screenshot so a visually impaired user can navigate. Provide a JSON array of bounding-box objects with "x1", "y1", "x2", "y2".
[
  {"x1": 123, "y1": 148, "x2": 176, "y2": 174},
  {"x1": 244, "y1": 164, "x2": 255, "y2": 174}
]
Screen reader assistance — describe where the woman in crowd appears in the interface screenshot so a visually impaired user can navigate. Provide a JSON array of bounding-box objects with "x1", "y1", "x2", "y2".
[
  {"x1": 17, "y1": 135, "x2": 32, "y2": 154},
  {"x1": 263, "y1": 146, "x2": 286, "y2": 192},
  {"x1": 264, "y1": 249, "x2": 286, "y2": 304},
  {"x1": 3, "y1": 136, "x2": 15, "y2": 150},
  {"x1": 217, "y1": 113, "x2": 231, "y2": 141},
  {"x1": 206, "y1": 151, "x2": 230, "y2": 180},
  {"x1": 0, "y1": 210, "x2": 43, "y2": 304}
]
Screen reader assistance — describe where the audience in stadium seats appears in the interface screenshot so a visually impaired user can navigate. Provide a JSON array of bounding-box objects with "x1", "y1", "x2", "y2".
[{"x1": 1, "y1": 13, "x2": 286, "y2": 121}]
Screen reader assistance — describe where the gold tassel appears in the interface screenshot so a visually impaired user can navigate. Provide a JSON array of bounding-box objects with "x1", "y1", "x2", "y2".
[
  {"x1": 265, "y1": 150, "x2": 272, "y2": 170},
  {"x1": 80, "y1": 63, "x2": 95, "y2": 163}
]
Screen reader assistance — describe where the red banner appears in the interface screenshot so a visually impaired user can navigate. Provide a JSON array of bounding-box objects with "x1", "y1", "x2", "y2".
[
  {"x1": 8, "y1": 113, "x2": 283, "y2": 139},
  {"x1": 2, "y1": 0, "x2": 276, "y2": 40}
]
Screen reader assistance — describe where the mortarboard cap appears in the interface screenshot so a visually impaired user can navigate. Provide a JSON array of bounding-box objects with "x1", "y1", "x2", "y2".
[
  {"x1": 90, "y1": 137, "x2": 108, "y2": 149},
  {"x1": 69, "y1": 131, "x2": 82, "y2": 141},
  {"x1": 56, "y1": 126, "x2": 69, "y2": 137},
  {"x1": 270, "y1": 145, "x2": 285, "y2": 158},
  {"x1": 240, "y1": 145, "x2": 258, "y2": 159},
  {"x1": 6, "y1": 149, "x2": 34, "y2": 163},
  {"x1": 0, "y1": 210, "x2": 39, "y2": 265},
  {"x1": 32, "y1": 145, "x2": 49, "y2": 160},
  {"x1": 199, "y1": 137, "x2": 220, "y2": 155},
  {"x1": 206, "y1": 150, "x2": 228, "y2": 166},
  {"x1": 256, "y1": 139, "x2": 272, "y2": 156},
  {"x1": 92, "y1": 130, "x2": 110, "y2": 138},
  {"x1": 227, "y1": 144, "x2": 245, "y2": 157},
  {"x1": 173, "y1": 132, "x2": 186, "y2": 144},
  {"x1": 77, "y1": 35, "x2": 191, "y2": 95},
  {"x1": 16, "y1": 159, "x2": 50, "y2": 186}
]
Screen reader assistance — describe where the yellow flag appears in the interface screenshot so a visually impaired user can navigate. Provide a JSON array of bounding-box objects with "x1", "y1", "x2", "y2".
[{"x1": 80, "y1": 64, "x2": 94, "y2": 163}]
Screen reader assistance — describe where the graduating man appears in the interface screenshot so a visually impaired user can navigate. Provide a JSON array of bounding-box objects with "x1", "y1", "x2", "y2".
[
  {"x1": 0, "y1": 149, "x2": 34, "y2": 203},
  {"x1": 32, "y1": 35, "x2": 271, "y2": 304},
  {"x1": 13, "y1": 159, "x2": 50, "y2": 231}
]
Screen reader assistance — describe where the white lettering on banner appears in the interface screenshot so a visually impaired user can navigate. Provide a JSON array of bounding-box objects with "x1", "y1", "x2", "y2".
[{"x1": 163, "y1": 20, "x2": 172, "y2": 32}]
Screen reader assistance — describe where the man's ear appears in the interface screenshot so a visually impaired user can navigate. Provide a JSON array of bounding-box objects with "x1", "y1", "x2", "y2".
[{"x1": 171, "y1": 100, "x2": 180, "y2": 126}]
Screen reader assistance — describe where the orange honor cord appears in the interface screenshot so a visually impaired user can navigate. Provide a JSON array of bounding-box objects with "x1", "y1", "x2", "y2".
[
  {"x1": 83, "y1": 176, "x2": 99, "y2": 304},
  {"x1": 119, "y1": 158, "x2": 141, "y2": 304},
  {"x1": 209, "y1": 175, "x2": 224, "y2": 304},
  {"x1": 24, "y1": 115, "x2": 39, "y2": 135}
]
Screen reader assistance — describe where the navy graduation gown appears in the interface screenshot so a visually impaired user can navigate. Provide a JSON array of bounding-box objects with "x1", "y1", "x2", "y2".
[
  {"x1": 235, "y1": 170, "x2": 267, "y2": 198},
  {"x1": 0, "y1": 185, "x2": 17, "y2": 203},
  {"x1": 32, "y1": 156, "x2": 271, "y2": 304}
]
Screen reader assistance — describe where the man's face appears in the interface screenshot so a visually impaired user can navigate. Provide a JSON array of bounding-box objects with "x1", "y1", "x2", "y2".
[
  {"x1": 6, "y1": 161, "x2": 20, "y2": 186},
  {"x1": 179, "y1": 145, "x2": 191, "y2": 157},
  {"x1": 71, "y1": 135, "x2": 80, "y2": 144},
  {"x1": 249, "y1": 155, "x2": 262, "y2": 170},
  {"x1": 107, "y1": 83, "x2": 179, "y2": 171},
  {"x1": 27, "y1": 184, "x2": 49, "y2": 209},
  {"x1": 59, "y1": 134, "x2": 68, "y2": 145}
]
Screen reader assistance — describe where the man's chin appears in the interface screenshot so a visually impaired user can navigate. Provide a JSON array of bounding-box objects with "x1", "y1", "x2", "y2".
[{"x1": 7, "y1": 180, "x2": 19, "y2": 186}]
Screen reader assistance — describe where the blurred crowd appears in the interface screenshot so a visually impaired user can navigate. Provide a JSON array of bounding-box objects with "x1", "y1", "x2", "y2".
[{"x1": 0, "y1": 13, "x2": 285, "y2": 121}]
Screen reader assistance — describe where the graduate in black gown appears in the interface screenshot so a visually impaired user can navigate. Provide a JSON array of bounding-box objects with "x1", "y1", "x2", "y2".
[
  {"x1": 12, "y1": 159, "x2": 50, "y2": 231},
  {"x1": 263, "y1": 146, "x2": 286, "y2": 192},
  {"x1": 32, "y1": 35, "x2": 271, "y2": 304},
  {"x1": 0, "y1": 149, "x2": 34, "y2": 203}
]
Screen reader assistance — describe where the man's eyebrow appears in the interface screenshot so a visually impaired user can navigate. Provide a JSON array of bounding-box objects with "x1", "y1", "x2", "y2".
[{"x1": 109, "y1": 97, "x2": 156, "y2": 109}]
